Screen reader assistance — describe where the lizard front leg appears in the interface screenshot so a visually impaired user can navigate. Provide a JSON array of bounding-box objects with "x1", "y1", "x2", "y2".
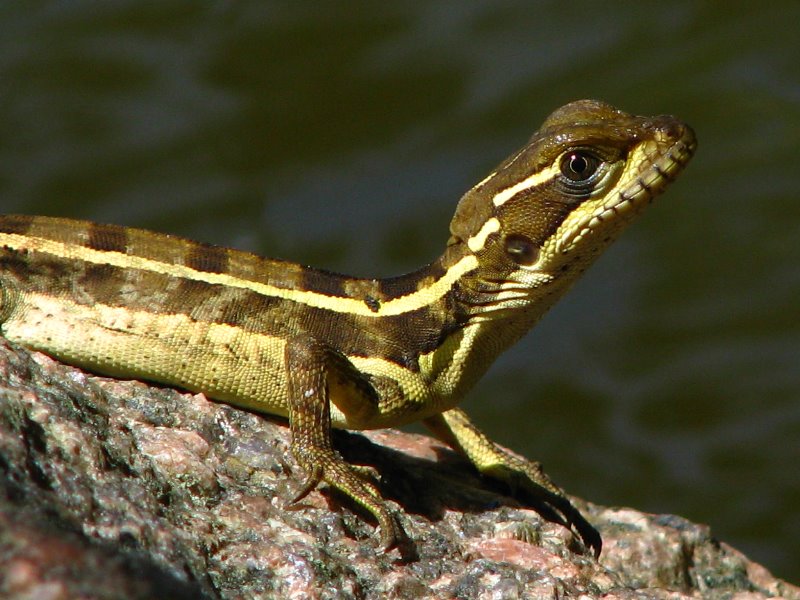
[
  {"x1": 424, "y1": 407, "x2": 601, "y2": 557},
  {"x1": 284, "y1": 334, "x2": 402, "y2": 551}
]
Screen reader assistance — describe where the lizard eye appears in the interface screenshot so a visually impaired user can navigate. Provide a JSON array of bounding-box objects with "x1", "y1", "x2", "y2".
[
  {"x1": 504, "y1": 234, "x2": 539, "y2": 266},
  {"x1": 560, "y1": 151, "x2": 601, "y2": 183}
]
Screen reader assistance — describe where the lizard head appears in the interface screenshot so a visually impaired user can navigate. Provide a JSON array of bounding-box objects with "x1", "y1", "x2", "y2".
[{"x1": 448, "y1": 99, "x2": 697, "y2": 317}]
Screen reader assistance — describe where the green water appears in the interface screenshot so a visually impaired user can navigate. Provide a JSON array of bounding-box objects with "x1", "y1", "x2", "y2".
[{"x1": 1, "y1": 2, "x2": 798, "y2": 582}]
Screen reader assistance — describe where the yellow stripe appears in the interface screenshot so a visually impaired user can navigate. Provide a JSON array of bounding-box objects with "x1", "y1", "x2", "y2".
[
  {"x1": 491, "y1": 163, "x2": 559, "y2": 207},
  {"x1": 0, "y1": 233, "x2": 478, "y2": 318},
  {"x1": 466, "y1": 217, "x2": 500, "y2": 252}
]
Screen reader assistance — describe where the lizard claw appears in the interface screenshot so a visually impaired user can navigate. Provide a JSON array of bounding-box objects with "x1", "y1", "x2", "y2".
[{"x1": 289, "y1": 465, "x2": 324, "y2": 505}]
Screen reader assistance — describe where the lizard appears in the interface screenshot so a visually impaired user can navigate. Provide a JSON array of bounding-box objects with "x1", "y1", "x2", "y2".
[{"x1": 0, "y1": 99, "x2": 696, "y2": 557}]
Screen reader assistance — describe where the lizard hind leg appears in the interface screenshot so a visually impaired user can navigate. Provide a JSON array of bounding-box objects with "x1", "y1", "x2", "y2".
[{"x1": 284, "y1": 333, "x2": 401, "y2": 551}]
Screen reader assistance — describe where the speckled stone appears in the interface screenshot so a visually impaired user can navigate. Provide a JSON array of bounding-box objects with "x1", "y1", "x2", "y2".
[{"x1": 1, "y1": 340, "x2": 797, "y2": 599}]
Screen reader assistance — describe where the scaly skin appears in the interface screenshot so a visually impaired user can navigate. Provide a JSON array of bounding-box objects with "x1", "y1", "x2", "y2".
[{"x1": 0, "y1": 100, "x2": 696, "y2": 555}]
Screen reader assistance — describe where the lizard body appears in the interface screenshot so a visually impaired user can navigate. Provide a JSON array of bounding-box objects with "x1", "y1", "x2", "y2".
[{"x1": 0, "y1": 100, "x2": 696, "y2": 555}]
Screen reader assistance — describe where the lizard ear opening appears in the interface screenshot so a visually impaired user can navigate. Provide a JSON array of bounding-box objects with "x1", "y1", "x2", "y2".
[{"x1": 504, "y1": 234, "x2": 539, "y2": 266}]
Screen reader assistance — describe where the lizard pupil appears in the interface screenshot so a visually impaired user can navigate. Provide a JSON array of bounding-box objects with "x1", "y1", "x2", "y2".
[{"x1": 561, "y1": 151, "x2": 599, "y2": 182}]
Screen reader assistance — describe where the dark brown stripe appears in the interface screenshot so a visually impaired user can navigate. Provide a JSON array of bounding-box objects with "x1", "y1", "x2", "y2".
[
  {"x1": 152, "y1": 276, "x2": 285, "y2": 329},
  {"x1": 185, "y1": 242, "x2": 230, "y2": 274},
  {"x1": 369, "y1": 309, "x2": 445, "y2": 371},
  {"x1": 161, "y1": 277, "x2": 218, "y2": 318},
  {"x1": 299, "y1": 267, "x2": 348, "y2": 298},
  {"x1": 87, "y1": 222, "x2": 129, "y2": 253},
  {"x1": 378, "y1": 260, "x2": 448, "y2": 299},
  {"x1": 77, "y1": 263, "x2": 129, "y2": 305},
  {"x1": 216, "y1": 293, "x2": 249, "y2": 325},
  {"x1": 496, "y1": 177, "x2": 578, "y2": 247},
  {"x1": 0, "y1": 250, "x2": 75, "y2": 296},
  {"x1": 214, "y1": 289, "x2": 285, "y2": 327},
  {"x1": 0, "y1": 215, "x2": 35, "y2": 236}
]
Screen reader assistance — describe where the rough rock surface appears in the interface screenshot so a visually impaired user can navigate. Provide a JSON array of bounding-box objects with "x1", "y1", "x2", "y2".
[{"x1": 0, "y1": 339, "x2": 797, "y2": 600}]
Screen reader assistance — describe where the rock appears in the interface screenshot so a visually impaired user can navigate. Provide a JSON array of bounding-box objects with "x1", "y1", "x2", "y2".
[{"x1": 0, "y1": 339, "x2": 797, "y2": 599}]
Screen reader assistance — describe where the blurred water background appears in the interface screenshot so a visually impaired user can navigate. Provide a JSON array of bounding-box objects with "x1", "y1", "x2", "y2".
[{"x1": 1, "y1": 1, "x2": 798, "y2": 582}]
